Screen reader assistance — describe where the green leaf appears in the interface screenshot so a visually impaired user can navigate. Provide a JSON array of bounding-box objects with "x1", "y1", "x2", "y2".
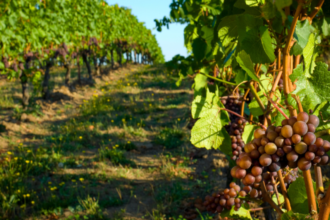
[
  {"x1": 313, "y1": 101, "x2": 330, "y2": 132},
  {"x1": 290, "y1": 20, "x2": 313, "y2": 55},
  {"x1": 235, "y1": 69, "x2": 249, "y2": 84},
  {"x1": 275, "y1": 0, "x2": 292, "y2": 20},
  {"x1": 303, "y1": 34, "x2": 316, "y2": 78},
  {"x1": 221, "y1": 203, "x2": 252, "y2": 220},
  {"x1": 194, "y1": 73, "x2": 207, "y2": 95},
  {"x1": 291, "y1": 62, "x2": 330, "y2": 112},
  {"x1": 272, "y1": 193, "x2": 284, "y2": 206},
  {"x1": 321, "y1": 17, "x2": 330, "y2": 37},
  {"x1": 190, "y1": 91, "x2": 231, "y2": 153},
  {"x1": 287, "y1": 177, "x2": 317, "y2": 214},
  {"x1": 236, "y1": 50, "x2": 260, "y2": 83},
  {"x1": 249, "y1": 91, "x2": 268, "y2": 116},
  {"x1": 262, "y1": 0, "x2": 277, "y2": 20},
  {"x1": 0, "y1": 61, "x2": 4, "y2": 69},
  {"x1": 242, "y1": 124, "x2": 258, "y2": 144},
  {"x1": 192, "y1": 37, "x2": 212, "y2": 61},
  {"x1": 281, "y1": 211, "x2": 314, "y2": 220},
  {"x1": 240, "y1": 26, "x2": 276, "y2": 63}
]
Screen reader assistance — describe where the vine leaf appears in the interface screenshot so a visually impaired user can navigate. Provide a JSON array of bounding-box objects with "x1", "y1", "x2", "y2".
[
  {"x1": 313, "y1": 101, "x2": 330, "y2": 132},
  {"x1": 281, "y1": 211, "x2": 314, "y2": 220},
  {"x1": 290, "y1": 62, "x2": 330, "y2": 112},
  {"x1": 220, "y1": 203, "x2": 252, "y2": 220},
  {"x1": 287, "y1": 177, "x2": 317, "y2": 215},
  {"x1": 190, "y1": 90, "x2": 231, "y2": 154},
  {"x1": 242, "y1": 124, "x2": 258, "y2": 144},
  {"x1": 236, "y1": 50, "x2": 260, "y2": 83},
  {"x1": 240, "y1": 26, "x2": 276, "y2": 63},
  {"x1": 290, "y1": 19, "x2": 313, "y2": 56},
  {"x1": 302, "y1": 33, "x2": 316, "y2": 78},
  {"x1": 193, "y1": 73, "x2": 207, "y2": 95}
]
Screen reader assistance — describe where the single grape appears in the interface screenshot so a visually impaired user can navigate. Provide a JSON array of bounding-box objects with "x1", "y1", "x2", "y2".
[
  {"x1": 284, "y1": 138, "x2": 293, "y2": 145},
  {"x1": 291, "y1": 134, "x2": 301, "y2": 144},
  {"x1": 308, "y1": 115, "x2": 320, "y2": 127},
  {"x1": 239, "y1": 191, "x2": 247, "y2": 197},
  {"x1": 244, "y1": 174, "x2": 256, "y2": 185},
  {"x1": 293, "y1": 121, "x2": 308, "y2": 136},
  {"x1": 250, "y1": 150, "x2": 260, "y2": 159},
  {"x1": 324, "y1": 140, "x2": 330, "y2": 152},
  {"x1": 233, "y1": 185, "x2": 241, "y2": 192},
  {"x1": 234, "y1": 198, "x2": 240, "y2": 204},
  {"x1": 250, "y1": 189, "x2": 259, "y2": 198},
  {"x1": 220, "y1": 199, "x2": 226, "y2": 206},
  {"x1": 320, "y1": 155, "x2": 330, "y2": 165},
  {"x1": 255, "y1": 175, "x2": 262, "y2": 183},
  {"x1": 309, "y1": 144, "x2": 318, "y2": 153},
  {"x1": 245, "y1": 143, "x2": 257, "y2": 153},
  {"x1": 253, "y1": 138, "x2": 262, "y2": 146},
  {"x1": 283, "y1": 145, "x2": 293, "y2": 153},
  {"x1": 265, "y1": 142, "x2": 277, "y2": 155},
  {"x1": 251, "y1": 166, "x2": 263, "y2": 176},
  {"x1": 271, "y1": 154, "x2": 280, "y2": 162},
  {"x1": 281, "y1": 125, "x2": 293, "y2": 138},
  {"x1": 237, "y1": 153, "x2": 252, "y2": 169},
  {"x1": 243, "y1": 186, "x2": 252, "y2": 193},
  {"x1": 297, "y1": 112, "x2": 309, "y2": 123},
  {"x1": 316, "y1": 148, "x2": 325, "y2": 156},
  {"x1": 281, "y1": 119, "x2": 289, "y2": 126},
  {"x1": 267, "y1": 130, "x2": 278, "y2": 142},
  {"x1": 315, "y1": 138, "x2": 324, "y2": 148},
  {"x1": 227, "y1": 198, "x2": 235, "y2": 206},
  {"x1": 231, "y1": 166, "x2": 239, "y2": 178},
  {"x1": 267, "y1": 126, "x2": 276, "y2": 132},
  {"x1": 305, "y1": 152, "x2": 315, "y2": 161},
  {"x1": 229, "y1": 182, "x2": 236, "y2": 188},
  {"x1": 216, "y1": 205, "x2": 223, "y2": 213},
  {"x1": 308, "y1": 124, "x2": 316, "y2": 133},
  {"x1": 275, "y1": 136, "x2": 285, "y2": 147},
  {"x1": 229, "y1": 189, "x2": 237, "y2": 197},
  {"x1": 298, "y1": 158, "x2": 312, "y2": 171},
  {"x1": 269, "y1": 162, "x2": 281, "y2": 172},
  {"x1": 235, "y1": 168, "x2": 247, "y2": 179},
  {"x1": 260, "y1": 137, "x2": 269, "y2": 146},
  {"x1": 294, "y1": 142, "x2": 308, "y2": 154},
  {"x1": 258, "y1": 146, "x2": 266, "y2": 154},
  {"x1": 288, "y1": 117, "x2": 297, "y2": 126},
  {"x1": 276, "y1": 148, "x2": 285, "y2": 157},
  {"x1": 303, "y1": 132, "x2": 316, "y2": 145},
  {"x1": 259, "y1": 154, "x2": 272, "y2": 166},
  {"x1": 254, "y1": 128, "x2": 266, "y2": 139},
  {"x1": 287, "y1": 151, "x2": 299, "y2": 162},
  {"x1": 313, "y1": 156, "x2": 322, "y2": 164}
]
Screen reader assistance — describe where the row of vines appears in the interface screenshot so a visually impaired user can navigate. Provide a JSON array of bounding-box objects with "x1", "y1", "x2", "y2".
[
  {"x1": 0, "y1": 0, "x2": 164, "y2": 108},
  {"x1": 156, "y1": 0, "x2": 330, "y2": 219}
]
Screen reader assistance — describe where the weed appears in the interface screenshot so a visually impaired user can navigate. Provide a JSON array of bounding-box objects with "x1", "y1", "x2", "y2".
[
  {"x1": 98, "y1": 147, "x2": 135, "y2": 166},
  {"x1": 153, "y1": 127, "x2": 185, "y2": 149}
]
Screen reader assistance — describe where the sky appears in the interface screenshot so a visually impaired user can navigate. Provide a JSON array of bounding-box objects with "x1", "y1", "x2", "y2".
[{"x1": 106, "y1": 0, "x2": 189, "y2": 61}]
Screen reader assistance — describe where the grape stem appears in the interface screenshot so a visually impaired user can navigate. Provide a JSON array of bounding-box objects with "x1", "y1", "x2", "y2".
[
  {"x1": 260, "y1": 181, "x2": 283, "y2": 215},
  {"x1": 315, "y1": 129, "x2": 330, "y2": 138},
  {"x1": 303, "y1": 170, "x2": 318, "y2": 215},
  {"x1": 319, "y1": 184, "x2": 330, "y2": 220},
  {"x1": 241, "y1": 89, "x2": 250, "y2": 116},
  {"x1": 314, "y1": 165, "x2": 325, "y2": 200},
  {"x1": 263, "y1": 92, "x2": 289, "y2": 119},
  {"x1": 292, "y1": 94, "x2": 303, "y2": 113},
  {"x1": 277, "y1": 170, "x2": 292, "y2": 211},
  {"x1": 199, "y1": 72, "x2": 238, "y2": 86},
  {"x1": 249, "y1": 84, "x2": 266, "y2": 112},
  {"x1": 272, "y1": 176, "x2": 281, "y2": 206}
]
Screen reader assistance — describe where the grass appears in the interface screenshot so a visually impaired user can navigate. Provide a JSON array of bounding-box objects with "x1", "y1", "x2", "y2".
[{"x1": 0, "y1": 64, "x2": 227, "y2": 220}]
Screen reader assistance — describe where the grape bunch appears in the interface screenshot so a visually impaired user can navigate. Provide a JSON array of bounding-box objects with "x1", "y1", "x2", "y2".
[
  {"x1": 228, "y1": 117, "x2": 247, "y2": 160},
  {"x1": 221, "y1": 96, "x2": 242, "y2": 121},
  {"x1": 88, "y1": 37, "x2": 99, "y2": 46},
  {"x1": 2, "y1": 56, "x2": 9, "y2": 69},
  {"x1": 203, "y1": 182, "x2": 247, "y2": 213},
  {"x1": 204, "y1": 113, "x2": 329, "y2": 214}
]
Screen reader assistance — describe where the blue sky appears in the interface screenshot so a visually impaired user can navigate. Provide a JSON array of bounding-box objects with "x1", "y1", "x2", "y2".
[{"x1": 106, "y1": 0, "x2": 188, "y2": 61}]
